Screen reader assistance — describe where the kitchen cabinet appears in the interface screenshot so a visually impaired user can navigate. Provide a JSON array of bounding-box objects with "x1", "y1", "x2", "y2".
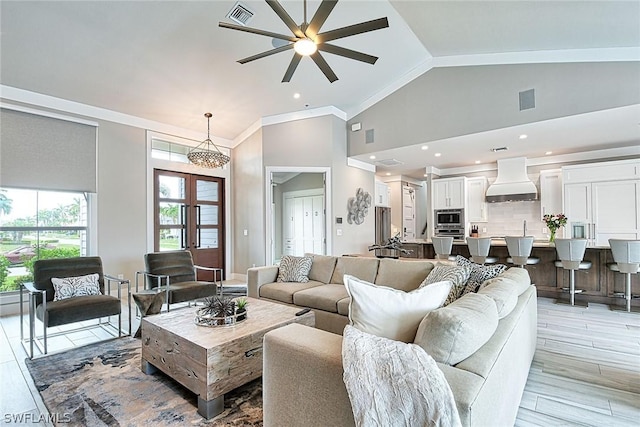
[
  {"x1": 374, "y1": 181, "x2": 390, "y2": 207},
  {"x1": 433, "y1": 177, "x2": 466, "y2": 209},
  {"x1": 467, "y1": 177, "x2": 488, "y2": 222},
  {"x1": 563, "y1": 159, "x2": 640, "y2": 245},
  {"x1": 539, "y1": 169, "x2": 562, "y2": 218}
]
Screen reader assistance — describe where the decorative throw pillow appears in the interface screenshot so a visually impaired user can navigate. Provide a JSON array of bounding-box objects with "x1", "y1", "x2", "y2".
[
  {"x1": 344, "y1": 274, "x2": 451, "y2": 343},
  {"x1": 276, "y1": 255, "x2": 313, "y2": 283},
  {"x1": 342, "y1": 325, "x2": 462, "y2": 427},
  {"x1": 455, "y1": 255, "x2": 507, "y2": 294},
  {"x1": 419, "y1": 264, "x2": 471, "y2": 306},
  {"x1": 52, "y1": 273, "x2": 101, "y2": 301}
]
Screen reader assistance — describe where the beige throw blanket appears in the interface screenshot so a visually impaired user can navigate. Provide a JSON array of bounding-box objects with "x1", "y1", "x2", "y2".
[{"x1": 342, "y1": 325, "x2": 461, "y2": 427}]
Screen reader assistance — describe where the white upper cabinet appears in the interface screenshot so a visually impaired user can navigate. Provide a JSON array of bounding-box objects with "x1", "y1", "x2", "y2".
[
  {"x1": 467, "y1": 177, "x2": 488, "y2": 222},
  {"x1": 563, "y1": 159, "x2": 640, "y2": 245},
  {"x1": 374, "y1": 181, "x2": 390, "y2": 207},
  {"x1": 539, "y1": 170, "x2": 563, "y2": 218},
  {"x1": 433, "y1": 177, "x2": 466, "y2": 209}
]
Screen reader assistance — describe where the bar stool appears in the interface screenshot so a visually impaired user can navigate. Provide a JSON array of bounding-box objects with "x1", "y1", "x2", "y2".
[
  {"x1": 432, "y1": 236, "x2": 455, "y2": 262},
  {"x1": 505, "y1": 236, "x2": 540, "y2": 268},
  {"x1": 466, "y1": 237, "x2": 498, "y2": 264},
  {"x1": 554, "y1": 238, "x2": 589, "y2": 307},
  {"x1": 608, "y1": 239, "x2": 640, "y2": 312}
]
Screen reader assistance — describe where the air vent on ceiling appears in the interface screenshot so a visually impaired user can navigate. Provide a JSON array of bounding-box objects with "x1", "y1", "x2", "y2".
[
  {"x1": 375, "y1": 159, "x2": 404, "y2": 167},
  {"x1": 226, "y1": 2, "x2": 254, "y2": 26},
  {"x1": 491, "y1": 147, "x2": 509, "y2": 152}
]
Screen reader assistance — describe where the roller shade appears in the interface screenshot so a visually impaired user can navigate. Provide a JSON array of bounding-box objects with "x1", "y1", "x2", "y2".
[{"x1": 0, "y1": 108, "x2": 97, "y2": 192}]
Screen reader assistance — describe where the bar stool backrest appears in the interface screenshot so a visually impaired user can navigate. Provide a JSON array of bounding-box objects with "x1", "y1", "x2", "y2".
[
  {"x1": 555, "y1": 238, "x2": 588, "y2": 270},
  {"x1": 432, "y1": 236, "x2": 454, "y2": 260},
  {"x1": 467, "y1": 237, "x2": 491, "y2": 264},
  {"x1": 505, "y1": 236, "x2": 534, "y2": 258},
  {"x1": 609, "y1": 239, "x2": 640, "y2": 274}
]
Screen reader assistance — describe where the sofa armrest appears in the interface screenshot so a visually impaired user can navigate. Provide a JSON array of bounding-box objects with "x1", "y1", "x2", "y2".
[
  {"x1": 263, "y1": 324, "x2": 355, "y2": 427},
  {"x1": 247, "y1": 265, "x2": 279, "y2": 298}
]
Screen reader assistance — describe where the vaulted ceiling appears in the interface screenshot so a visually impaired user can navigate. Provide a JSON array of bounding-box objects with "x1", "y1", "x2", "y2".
[{"x1": 1, "y1": 1, "x2": 638, "y2": 173}]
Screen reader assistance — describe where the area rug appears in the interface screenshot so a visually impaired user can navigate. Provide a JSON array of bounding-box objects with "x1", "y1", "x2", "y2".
[{"x1": 25, "y1": 338, "x2": 262, "y2": 426}]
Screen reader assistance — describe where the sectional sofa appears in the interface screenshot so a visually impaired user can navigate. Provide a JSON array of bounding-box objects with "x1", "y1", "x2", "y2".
[{"x1": 248, "y1": 254, "x2": 537, "y2": 426}]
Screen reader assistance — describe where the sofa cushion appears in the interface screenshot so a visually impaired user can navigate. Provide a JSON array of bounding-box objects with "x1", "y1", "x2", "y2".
[
  {"x1": 374, "y1": 259, "x2": 435, "y2": 292},
  {"x1": 481, "y1": 267, "x2": 531, "y2": 296},
  {"x1": 420, "y1": 264, "x2": 472, "y2": 306},
  {"x1": 337, "y1": 297, "x2": 350, "y2": 316},
  {"x1": 330, "y1": 257, "x2": 379, "y2": 284},
  {"x1": 277, "y1": 255, "x2": 313, "y2": 283},
  {"x1": 478, "y1": 280, "x2": 518, "y2": 319},
  {"x1": 344, "y1": 274, "x2": 451, "y2": 343},
  {"x1": 259, "y1": 280, "x2": 324, "y2": 304},
  {"x1": 306, "y1": 254, "x2": 338, "y2": 284},
  {"x1": 293, "y1": 284, "x2": 348, "y2": 313},
  {"x1": 455, "y1": 255, "x2": 507, "y2": 292},
  {"x1": 414, "y1": 293, "x2": 499, "y2": 365}
]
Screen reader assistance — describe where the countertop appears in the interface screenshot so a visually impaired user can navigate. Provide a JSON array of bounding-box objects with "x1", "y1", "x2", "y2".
[{"x1": 402, "y1": 238, "x2": 610, "y2": 249}]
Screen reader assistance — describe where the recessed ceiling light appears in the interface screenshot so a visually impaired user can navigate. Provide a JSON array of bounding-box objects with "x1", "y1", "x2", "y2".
[
  {"x1": 434, "y1": 153, "x2": 442, "y2": 157},
  {"x1": 519, "y1": 134, "x2": 528, "y2": 140},
  {"x1": 475, "y1": 160, "x2": 481, "y2": 164},
  {"x1": 545, "y1": 151, "x2": 553, "y2": 155},
  {"x1": 385, "y1": 172, "x2": 391, "y2": 176},
  {"x1": 369, "y1": 155, "x2": 376, "y2": 160},
  {"x1": 421, "y1": 145, "x2": 429, "y2": 150},
  {"x1": 293, "y1": 93, "x2": 301, "y2": 99}
]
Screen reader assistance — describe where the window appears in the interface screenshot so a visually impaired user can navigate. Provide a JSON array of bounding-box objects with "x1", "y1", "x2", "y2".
[{"x1": 0, "y1": 188, "x2": 88, "y2": 293}]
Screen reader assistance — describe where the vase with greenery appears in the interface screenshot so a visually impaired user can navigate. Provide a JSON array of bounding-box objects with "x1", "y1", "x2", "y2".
[
  {"x1": 542, "y1": 213, "x2": 567, "y2": 243},
  {"x1": 235, "y1": 297, "x2": 248, "y2": 321}
]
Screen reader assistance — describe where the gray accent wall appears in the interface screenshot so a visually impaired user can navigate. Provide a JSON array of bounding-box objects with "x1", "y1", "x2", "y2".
[
  {"x1": 348, "y1": 62, "x2": 640, "y2": 155},
  {"x1": 232, "y1": 128, "x2": 265, "y2": 274}
]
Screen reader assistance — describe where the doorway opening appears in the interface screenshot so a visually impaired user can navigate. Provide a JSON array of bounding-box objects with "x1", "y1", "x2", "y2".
[{"x1": 265, "y1": 167, "x2": 331, "y2": 265}]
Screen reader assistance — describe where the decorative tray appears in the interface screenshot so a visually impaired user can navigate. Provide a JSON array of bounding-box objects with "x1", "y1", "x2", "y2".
[{"x1": 194, "y1": 309, "x2": 247, "y2": 327}]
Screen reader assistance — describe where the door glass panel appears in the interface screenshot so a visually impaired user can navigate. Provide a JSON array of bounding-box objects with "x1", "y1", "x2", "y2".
[
  {"x1": 159, "y1": 175, "x2": 186, "y2": 199},
  {"x1": 158, "y1": 202, "x2": 183, "y2": 225},
  {"x1": 200, "y1": 229, "x2": 218, "y2": 248},
  {"x1": 198, "y1": 205, "x2": 218, "y2": 226},
  {"x1": 196, "y1": 180, "x2": 219, "y2": 202},
  {"x1": 159, "y1": 228, "x2": 182, "y2": 251}
]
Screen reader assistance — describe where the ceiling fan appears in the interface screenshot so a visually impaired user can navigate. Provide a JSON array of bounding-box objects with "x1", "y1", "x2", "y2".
[{"x1": 219, "y1": 0, "x2": 389, "y2": 83}]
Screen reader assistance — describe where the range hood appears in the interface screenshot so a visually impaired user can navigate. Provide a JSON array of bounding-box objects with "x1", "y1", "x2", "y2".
[{"x1": 485, "y1": 157, "x2": 538, "y2": 203}]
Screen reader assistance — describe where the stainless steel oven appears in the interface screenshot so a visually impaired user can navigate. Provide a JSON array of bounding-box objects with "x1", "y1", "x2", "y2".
[{"x1": 434, "y1": 209, "x2": 465, "y2": 241}]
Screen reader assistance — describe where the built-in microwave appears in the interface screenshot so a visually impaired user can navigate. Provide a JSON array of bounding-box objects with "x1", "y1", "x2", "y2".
[{"x1": 435, "y1": 209, "x2": 464, "y2": 228}]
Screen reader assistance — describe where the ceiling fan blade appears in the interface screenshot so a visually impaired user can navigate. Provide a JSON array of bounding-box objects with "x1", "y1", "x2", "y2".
[
  {"x1": 282, "y1": 53, "x2": 303, "y2": 82},
  {"x1": 316, "y1": 17, "x2": 389, "y2": 43},
  {"x1": 238, "y1": 44, "x2": 293, "y2": 64},
  {"x1": 219, "y1": 21, "x2": 297, "y2": 42},
  {"x1": 310, "y1": 51, "x2": 338, "y2": 83},
  {"x1": 266, "y1": 0, "x2": 305, "y2": 38},
  {"x1": 318, "y1": 43, "x2": 378, "y2": 64},
  {"x1": 306, "y1": 0, "x2": 338, "y2": 38}
]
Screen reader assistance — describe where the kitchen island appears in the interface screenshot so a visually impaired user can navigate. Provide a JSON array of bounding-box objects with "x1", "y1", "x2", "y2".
[{"x1": 401, "y1": 239, "x2": 638, "y2": 310}]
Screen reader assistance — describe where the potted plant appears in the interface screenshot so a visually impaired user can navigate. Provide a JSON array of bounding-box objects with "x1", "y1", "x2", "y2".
[
  {"x1": 235, "y1": 297, "x2": 248, "y2": 321},
  {"x1": 196, "y1": 296, "x2": 237, "y2": 326}
]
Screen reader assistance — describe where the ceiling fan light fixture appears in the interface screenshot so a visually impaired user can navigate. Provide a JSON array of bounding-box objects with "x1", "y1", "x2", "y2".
[
  {"x1": 293, "y1": 38, "x2": 317, "y2": 56},
  {"x1": 187, "y1": 113, "x2": 230, "y2": 169}
]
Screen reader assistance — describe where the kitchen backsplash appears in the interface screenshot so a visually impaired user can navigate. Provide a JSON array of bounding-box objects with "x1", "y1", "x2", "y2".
[{"x1": 475, "y1": 200, "x2": 565, "y2": 239}]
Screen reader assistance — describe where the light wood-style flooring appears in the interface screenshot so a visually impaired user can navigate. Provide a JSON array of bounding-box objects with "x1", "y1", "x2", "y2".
[{"x1": 0, "y1": 295, "x2": 638, "y2": 426}]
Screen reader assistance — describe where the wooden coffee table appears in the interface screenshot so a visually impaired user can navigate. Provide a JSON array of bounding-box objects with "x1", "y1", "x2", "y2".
[{"x1": 140, "y1": 297, "x2": 314, "y2": 419}]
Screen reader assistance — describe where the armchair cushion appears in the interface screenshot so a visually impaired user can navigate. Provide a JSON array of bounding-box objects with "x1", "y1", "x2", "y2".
[
  {"x1": 33, "y1": 257, "x2": 105, "y2": 303},
  {"x1": 35, "y1": 294, "x2": 121, "y2": 327},
  {"x1": 52, "y1": 273, "x2": 101, "y2": 301},
  {"x1": 144, "y1": 251, "x2": 196, "y2": 285}
]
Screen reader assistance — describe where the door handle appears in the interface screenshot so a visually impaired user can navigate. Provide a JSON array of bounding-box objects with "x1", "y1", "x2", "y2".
[
  {"x1": 195, "y1": 205, "x2": 201, "y2": 248},
  {"x1": 181, "y1": 205, "x2": 190, "y2": 249}
]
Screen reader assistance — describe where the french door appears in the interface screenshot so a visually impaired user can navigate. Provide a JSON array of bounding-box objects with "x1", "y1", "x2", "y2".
[{"x1": 154, "y1": 169, "x2": 225, "y2": 280}]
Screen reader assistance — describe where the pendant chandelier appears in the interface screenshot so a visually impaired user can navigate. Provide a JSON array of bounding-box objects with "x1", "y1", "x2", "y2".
[{"x1": 187, "y1": 113, "x2": 230, "y2": 169}]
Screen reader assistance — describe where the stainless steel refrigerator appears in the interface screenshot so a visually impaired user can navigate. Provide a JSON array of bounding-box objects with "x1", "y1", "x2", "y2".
[{"x1": 374, "y1": 206, "x2": 396, "y2": 258}]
